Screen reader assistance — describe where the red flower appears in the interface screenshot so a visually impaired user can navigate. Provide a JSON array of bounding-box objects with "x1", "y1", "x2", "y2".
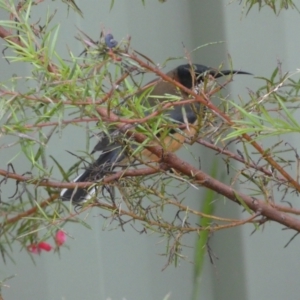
[
  {"x1": 27, "y1": 230, "x2": 67, "y2": 254},
  {"x1": 27, "y1": 241, "x2": 52, "y2": 254},
  {"x1": 37, "y1": 241, "x2": 52, "y2": 252},
  {"x1": 55, "y1": 230, "x2": 66, "y2": 246},
  {"x1": 27, "y1": 244, "x2": 39, "y2": 254}
]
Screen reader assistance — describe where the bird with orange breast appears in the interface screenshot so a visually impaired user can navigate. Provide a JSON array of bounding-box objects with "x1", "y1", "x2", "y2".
[{"x1": 60, "y1": 63, "x2": 251, "y2": 203}]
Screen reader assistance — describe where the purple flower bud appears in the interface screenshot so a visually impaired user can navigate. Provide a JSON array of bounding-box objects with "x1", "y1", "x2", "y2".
[{"x1": 105, "y1": 34, "x2": 118, "y2": 48}]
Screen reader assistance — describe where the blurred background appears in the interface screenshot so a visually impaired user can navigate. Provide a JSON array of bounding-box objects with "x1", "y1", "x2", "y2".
[{"x1": 1, "y1": 0, "x2": 300, "y2": 299}]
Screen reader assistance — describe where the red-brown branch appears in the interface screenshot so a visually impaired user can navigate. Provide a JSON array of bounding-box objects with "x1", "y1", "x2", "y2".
[
  {"x1": 128, "y1": 54, "x2": 300, "y2": 193},
  {"x1": 0, "y1": 27, "x2": 299, "y2": 231},
  {"x1": 93, "y1": 106, "x2": 300, "y2": 232}
]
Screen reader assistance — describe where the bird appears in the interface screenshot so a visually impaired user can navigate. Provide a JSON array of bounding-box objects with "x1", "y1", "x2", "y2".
[{"x1": 60, "y1": 63, "x2": 251, "y2": 203}]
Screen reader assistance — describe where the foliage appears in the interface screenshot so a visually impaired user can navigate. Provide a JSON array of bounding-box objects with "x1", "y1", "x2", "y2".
[
  {"x1": 61, "y1": 0, "x2": 300, "y2": 16},
  {"x1": 239, "y1": 0, "x2": 299, "y2": 14},
  {"x1": 0, "y1": 0, "x2": 300, "y2": 270}
]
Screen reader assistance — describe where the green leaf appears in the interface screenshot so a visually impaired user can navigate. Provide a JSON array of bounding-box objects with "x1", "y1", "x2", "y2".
[{"x1": 191, "y1": 160, "x2": 216, "y2": 300}]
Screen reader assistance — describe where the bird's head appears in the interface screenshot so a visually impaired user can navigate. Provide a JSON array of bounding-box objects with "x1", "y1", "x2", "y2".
[{"x1": 176, "y1": 64, "x2": 251, "y2": 89}]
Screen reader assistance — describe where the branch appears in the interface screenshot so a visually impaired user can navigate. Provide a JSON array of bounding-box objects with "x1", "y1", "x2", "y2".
[
  {"x1": 127, "y1": 53, "x2": 300, "y2": 193},
  {"x1": 93, "y1": 103, "x2": 300, "y2": 232}
]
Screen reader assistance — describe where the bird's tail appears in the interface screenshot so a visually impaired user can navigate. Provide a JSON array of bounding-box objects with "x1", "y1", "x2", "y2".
[{"x1": 60, "y1": 143, "x2": 126, "y2": 204}]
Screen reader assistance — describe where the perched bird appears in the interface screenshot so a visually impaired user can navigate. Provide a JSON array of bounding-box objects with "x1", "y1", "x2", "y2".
[{"x1": 61, "y1": 64, "x2": 251, "y2": 203}]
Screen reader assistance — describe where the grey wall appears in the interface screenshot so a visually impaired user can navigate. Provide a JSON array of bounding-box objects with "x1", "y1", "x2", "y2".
[
  {"x1": 1, "y1": 1, "x2": 300, "y2": 299},
  {"x1": 223, "y1": 4, "x2": 300, "y2": 300}
]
